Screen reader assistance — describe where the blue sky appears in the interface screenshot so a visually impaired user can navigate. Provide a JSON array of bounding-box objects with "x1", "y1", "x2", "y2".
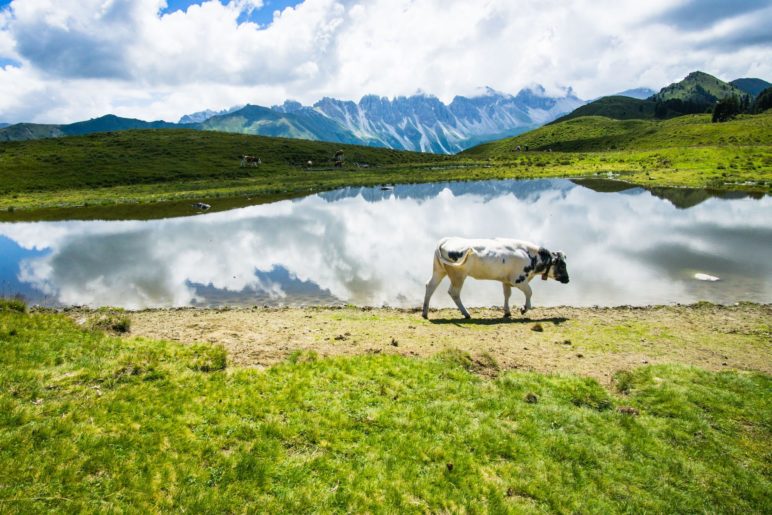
[
  {"x1": 0, "y1": 1, "x2": 302, "y2": 26},
  {"x1": 161, "y1": 0, "x2": 302, "y2": 26},
  {"x1": 0, "y1": 0, "x2": 769, "y2": 124}
]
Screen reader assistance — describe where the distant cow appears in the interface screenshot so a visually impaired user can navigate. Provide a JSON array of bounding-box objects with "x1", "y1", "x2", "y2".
[
  {"x1": 334, "y1": 150, "x2": 344, "y2": 168},
  {"x1": 241, "y1": 155, "x2": 261, "y2": 167},
  {"x1": 422, "y1": 237, "x2": 569, "y2": 319},
  {"x1": 192, "y1": 202, "x2": 211, "y2": 211}
]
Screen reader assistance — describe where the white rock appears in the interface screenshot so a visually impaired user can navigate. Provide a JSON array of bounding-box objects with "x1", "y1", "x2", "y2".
[{"x1": 694, "y1": 273, "x2": 720, "y2": 282}]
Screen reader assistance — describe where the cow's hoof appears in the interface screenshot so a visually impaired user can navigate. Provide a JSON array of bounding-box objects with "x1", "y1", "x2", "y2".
[
  {"x1": 520, "y1": 308, "x2": 528, "y2": 315},
  {"x1": 421, "y1": 312, "x2": 428, "y2": 320},
  {"x1": 503, "y1": 312, "x2": 511, "y2": 319},
  {"x1": 463, "y1": 314, "x2": 471, "y2": 320}
]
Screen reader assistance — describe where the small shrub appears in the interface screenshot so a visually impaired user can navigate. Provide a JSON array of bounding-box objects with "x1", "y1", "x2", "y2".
[
  {"x1": 614, "y1": 370, "x2": 635, "y2": 394},
  {"x1": 566, "y1": 379, "x2": 614, "y2": 411},
  {"x1": 437, "y1": 349, "x2": 475, "y2": 371},
  {"x1": 110, "y1": 352, "x2": 164, "y2": 384},
  {"x1": 88, "y1": 312, "x2": 131, "y2": 333},
  {"x1": 288, "y1": 350, "x2": 318, "y2": 364},
  {"x1": 186, "y1": 344, "x2": 227, "y2": 372},
  {"x1": 0, "y1": 297, "x2": 27, "y2": 313},
  {"x1": 437, "y1": 349, "x2": 499, "y2": 375}
]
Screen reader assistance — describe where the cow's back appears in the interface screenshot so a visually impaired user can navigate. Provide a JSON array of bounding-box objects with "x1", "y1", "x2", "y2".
[{"x1": 438, "y1": 237, "x2": 533, "y2": 281}]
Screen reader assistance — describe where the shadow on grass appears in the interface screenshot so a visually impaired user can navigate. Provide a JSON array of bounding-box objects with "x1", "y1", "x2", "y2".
[{"x1": 428, "y1": 316, "x2": 569, "y2": 327}]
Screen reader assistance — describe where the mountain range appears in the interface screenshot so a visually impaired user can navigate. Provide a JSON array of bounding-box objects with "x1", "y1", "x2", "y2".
[
  {"x1": 198, "y1": 86, "x2": 584, "y2": 153},
  {"x1": 0, "y1": 86, "x2": 584, "y2": 153},
  {"x1": 0, "y1": 115, "x2": 180, "y2": 142},
  {"x1": 178, "y1": 105, "x2": 244, "y2": 124},
  {"x1": 609, "y1": 88, "x2": 656, "y2": 100},
  {"x1": 1, "y1": 72, "x2": 768, "y2": 153}
]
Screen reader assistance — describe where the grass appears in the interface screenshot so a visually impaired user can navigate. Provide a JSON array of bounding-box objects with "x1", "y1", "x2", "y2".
[
  {"x1": 463, "y1": 111, "x2": 772, "y2": 153},
  {"x1": 0, "y1": 112, "x2": 770, "y2": 218},
  {"x1": 1, "y1": 307, "x2": 770, "y2": 511}
]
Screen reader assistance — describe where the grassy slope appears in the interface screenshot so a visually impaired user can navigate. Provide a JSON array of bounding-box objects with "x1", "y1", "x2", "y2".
[
  {"x1": 1, "y1": 303, "x2": 770, "y2": 512},
  {"x1": 0, "y1": 129, "x2": 444, "y2": 193},
  {"x1": 465, "y1": 112, "x2": 771, "y2": 153},
  {"x1": 462, "y1": 112, "x2": 772, "y2": 191},
  {"x1": 551, "y1": 96, "x2": 661, "y2": 123}
]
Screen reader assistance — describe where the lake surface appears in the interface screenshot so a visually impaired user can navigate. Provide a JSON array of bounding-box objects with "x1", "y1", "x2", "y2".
[{"x1": 1, "y1": 178, "x2": 770, "y2": 309}]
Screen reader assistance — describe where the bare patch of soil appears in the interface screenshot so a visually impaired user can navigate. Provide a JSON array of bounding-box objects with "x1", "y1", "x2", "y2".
[{"x1": 72, "y1": 303, "x2": 771, "y2": 384}]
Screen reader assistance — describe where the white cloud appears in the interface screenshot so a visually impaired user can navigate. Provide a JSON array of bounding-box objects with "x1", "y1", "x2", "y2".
[{"x1": 0, "y1": 0, "x2": 769, "y2": 123}]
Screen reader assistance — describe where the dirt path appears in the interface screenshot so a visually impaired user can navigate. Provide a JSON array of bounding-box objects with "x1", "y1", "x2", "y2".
[{"x1": 98, "y1": 303, "x2": 771, "y2": 384}]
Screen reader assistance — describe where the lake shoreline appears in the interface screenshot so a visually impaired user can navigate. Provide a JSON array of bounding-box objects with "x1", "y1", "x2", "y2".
[
  {"x1": 60, "y1": 302, "x2": 772, "y2": 385},
  {"x1": 2, "y1": 169, "x2": 768, "y2": 222},
  {"x1": 3, "y1": 153, "x2": 770, "y2": 221}
]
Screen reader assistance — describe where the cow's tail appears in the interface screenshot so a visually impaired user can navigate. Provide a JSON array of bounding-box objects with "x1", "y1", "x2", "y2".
[{"x1": 435, "y1": 240, "x2": 472, "y2": 268}]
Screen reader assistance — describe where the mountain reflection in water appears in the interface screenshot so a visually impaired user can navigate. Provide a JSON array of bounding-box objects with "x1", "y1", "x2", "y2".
[{"x1": 0, "y1": 179, "x2": 769, "y2": 309}]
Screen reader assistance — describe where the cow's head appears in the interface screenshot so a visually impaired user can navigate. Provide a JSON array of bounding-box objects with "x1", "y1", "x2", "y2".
[{"x1": 542, "y1": 251, "x2": 569, "y2": 284}]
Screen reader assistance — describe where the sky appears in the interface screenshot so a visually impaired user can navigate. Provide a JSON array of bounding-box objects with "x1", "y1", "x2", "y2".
[{"x1": 0, "y1": 0, "x2": 770, "y2": 124}]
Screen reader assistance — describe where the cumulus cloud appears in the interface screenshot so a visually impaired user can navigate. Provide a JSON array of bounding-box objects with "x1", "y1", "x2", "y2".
[{"x1": 0, "y1": 0, "x2": 770, "y2": 123}]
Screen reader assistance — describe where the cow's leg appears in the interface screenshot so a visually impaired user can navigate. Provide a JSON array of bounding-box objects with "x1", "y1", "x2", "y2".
[
  {"x1": 515, "y1": 283, "x2": 533, "y2": 315},
  {"x1": 502, "y1": 283, "x2": 512, "y2": 318},
  {"x1": 422, "y1": 266, "x2": 447, "y2": 319},
  {"x1": 447, "y1": 273, "x2": 470, "y2": 319}
]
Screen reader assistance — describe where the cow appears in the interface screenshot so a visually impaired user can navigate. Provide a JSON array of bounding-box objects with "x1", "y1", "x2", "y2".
[
  {"x1": 421, "y1": 237, "x2": 569, "y2": 319},
  {"x1": 240, "y1": 155, "x2": 261, "y2": 167},
  {"x1": 333, "y1": 150, "x2": 344, "y2": 168}
]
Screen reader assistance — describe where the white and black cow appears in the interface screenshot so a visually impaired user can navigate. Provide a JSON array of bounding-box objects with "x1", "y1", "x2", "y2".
[
  {"x1": 240, "y1": 155, "x2": 261, "y2": 167},
  {"x1": 422, "y1": 237, "x2": 569, "y2": 319}
]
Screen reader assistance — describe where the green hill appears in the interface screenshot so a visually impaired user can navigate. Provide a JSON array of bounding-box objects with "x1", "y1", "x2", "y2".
[
  {"x1": 0, "y1": 129, "x2": 442, "y2": 195},
  {"x1": 554, "y1": 72, "x2": 759, "y2": 125},
  {"x1": 730, "y1": 78, "x2": 771, "y2": 98},
  {"x1": 0, "y1": 115, "x2": 185, "y2": 142},
  {"x1": 652, "y1": 71, "x2": 750, "y2": 113},
  {"x1": 463, "y1": 111, "x2": 772, "y2": 155},
  {"x1": 63, "y1": 114, "x2": 181, "y2": 136},
  {"x1": 550, "y1": 96, "x2": 674, "y2": 123}
]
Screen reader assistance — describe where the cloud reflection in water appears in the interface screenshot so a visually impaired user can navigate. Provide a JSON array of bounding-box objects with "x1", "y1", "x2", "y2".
[{"x1": 0, "y1": 179, "x2": 770, "y2": 309}]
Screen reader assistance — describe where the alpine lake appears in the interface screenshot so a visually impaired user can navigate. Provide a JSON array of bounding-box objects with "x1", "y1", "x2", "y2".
[{"x1": 1, "y1": 178, "x2": 770, "y2": 310}]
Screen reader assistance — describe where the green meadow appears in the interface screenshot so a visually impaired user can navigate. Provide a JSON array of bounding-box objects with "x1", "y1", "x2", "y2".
[{"x1": 1, "y1": 302, "x2": 770, "y2": 512}]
